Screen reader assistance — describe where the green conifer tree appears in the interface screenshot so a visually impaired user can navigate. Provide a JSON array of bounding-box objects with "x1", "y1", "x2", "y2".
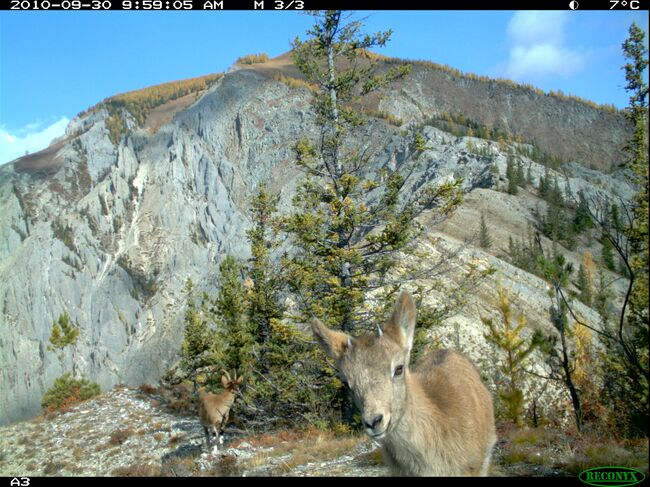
[
  {"x1": 48, "y1": 312, "x2": 79, "y2": 351},
  {"x1": 482, "y1": 285, "x2": 542, "y2": 426},
  {"x1": 246, "y1": 185, "x2": 285, "y2": 373},
  {"x1": 479, "y1": 213, "x2": 492, "y2": 250},
  {"x1": 215, "y1": 256, "x2": 256, "y2": 375},
  {"x1": 179, "y1": 278, "x2": 221, "y2": 382},
  {"x1": 506, "y1": 155, "x2": 518, "y2": 195},
  {"x1": 573, "y1": 190, "x2": 593, "y2": 233}
]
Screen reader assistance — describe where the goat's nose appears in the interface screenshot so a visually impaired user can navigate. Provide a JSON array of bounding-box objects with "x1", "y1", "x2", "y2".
[{"x1": 363, "y1": 414, "x2": 383, "y2": 430}]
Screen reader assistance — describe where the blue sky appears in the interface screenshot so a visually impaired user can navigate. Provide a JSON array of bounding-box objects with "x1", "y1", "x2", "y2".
[{"x1": 0, "y1": 10, "x2": 647, "y2": 164}]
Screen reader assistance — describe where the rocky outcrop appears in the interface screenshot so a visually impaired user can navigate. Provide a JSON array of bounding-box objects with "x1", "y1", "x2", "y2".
[{"x1": 0, "y1": 69, "x2": 316, "y2": 424}]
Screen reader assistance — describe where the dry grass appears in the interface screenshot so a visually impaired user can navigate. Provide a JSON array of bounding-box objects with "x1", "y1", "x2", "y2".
[
  {"x1": 109, "y1": 427, "x2": 134, "y2": 446},
  {"x1": 356, "y1": 448, "x2": 384, "y2": 466},
  {"x1": 42, "y1": 460, "x2": 68, "y2": 475},
  {"x1": 72, "y1": 447, "x2": 83, "y2": 461},
  {"x1": 565, "y1": 441, "x2": 649, "y2": 475},
  {"x1": 160, "y1": 456, "x2": 200, "y2": 477},
  {"x1": 509, "y1": 427, "x2": 556, "y2": 447},
  {"x1": 202, "y1": 454, "x2": 242, "y2": 477},
  {"x1": 231, "y1": 427, "x2": 366, "y2": 475},
  {"x1": 367, "y1": 110, "x2": 403, "y2": 126},
  {"x1": 497, "y1": 424, "x2": 649, "y2": 477},
  {"x1": 138, "y1": 383, "x2": 159, "y2": 394},
  {"x1": 168, "y1": 433, "x2": 186, "y2": 445},
  {"x1": 113, "y1": 463, "x2": 161, "y2": 477},
  {"x1": 167, "y1": 397, "x2": 193, "y2": 414},
  {"x1": 273, "y1": 73, "x2": 316, "y2": 92}
]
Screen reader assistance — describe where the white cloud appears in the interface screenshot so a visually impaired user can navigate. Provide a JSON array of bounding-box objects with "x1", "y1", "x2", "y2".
[
  {"x1": 0, "y1": 117, "x2": 69, "y2": 166},
  {"x1": 507, "y1": 44, "x2": 586, "y2": 80},
  {"x1": 503, "y1": 11, "x2": 588, "y2": 81},
  {"x1": 507, "y1": 11, "x2": 568, "y2": 47}
]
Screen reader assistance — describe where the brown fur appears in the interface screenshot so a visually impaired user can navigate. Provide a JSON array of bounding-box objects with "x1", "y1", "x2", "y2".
[
  {"x1": 311, "y1": 292, "x2": 496, "y2": 476},
  {"x1": 197, "y1": 373, "x2": 243, "y2": 450}
]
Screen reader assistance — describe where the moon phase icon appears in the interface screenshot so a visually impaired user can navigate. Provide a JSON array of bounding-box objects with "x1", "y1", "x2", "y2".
[{"x1": 569, "y1": 0, "x2": 579, "y2": 9}]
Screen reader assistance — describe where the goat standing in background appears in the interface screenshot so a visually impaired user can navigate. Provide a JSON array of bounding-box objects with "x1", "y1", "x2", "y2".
[
  {"x1": 198, "y1": 371, "x2": 243, "y2": 451},
  {"x1": 311, "y1": 291, "x2": 497, "y2": 476}
]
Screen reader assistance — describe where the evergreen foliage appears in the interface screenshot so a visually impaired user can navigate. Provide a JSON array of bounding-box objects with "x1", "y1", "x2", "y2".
[
  {"x1": 246, "y1": 185, "x2": 285, "y2": 372},
  {"x1": 179, "y1": 279, "x2": 221, "y2": 382},
  {"x1": 506, "y1": 155, "x2": 518, "y2": 195},
  {"x1": 482, "y1": 286, "x2": 543, "y2": 426},
  {"x1": 479, "y1": 213, "x2": 492, "y2": 250},
  {"x1": 214, "y1": 256, "x2": 256, "y2": 375},
  {"x1": 286, "y1": 11, "x2": 461, "y2": 335},
  {"x1": 48, "y1": 313, "x2": 79, "y2": 351},
  {"x1": 576, "y1": 251, "x2": 595, "y2": 307},
  {"x1": 41, "y1": 373, "x2": 100, "y2": 413},
  {"x1": 573, "y1": 190, "x2": 593, "y2": 233}
]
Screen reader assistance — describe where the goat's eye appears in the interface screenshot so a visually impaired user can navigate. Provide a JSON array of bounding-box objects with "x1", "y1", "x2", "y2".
[{"x1": 394, "y1": 365, "x2": 404, "y2": 377}]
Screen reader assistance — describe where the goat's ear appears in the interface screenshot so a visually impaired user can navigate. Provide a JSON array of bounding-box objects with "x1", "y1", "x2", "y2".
[
  {"x1": 311, "y1": 318, "x2": 351, "y2": 361},
  {"x1": 221, "y1": 375, "x2": 229, "y2": 388},
  {"x1": 236, "y1": 376, "x2": 244, "y2": 385},
  {"x1": 384, "y1": 291, "x2": 417, "y2": 352}
]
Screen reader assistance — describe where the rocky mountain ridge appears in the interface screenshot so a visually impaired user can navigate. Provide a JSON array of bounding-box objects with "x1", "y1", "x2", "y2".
[{"x1": 0, "y1": 54, "x2": 634, "y2": 426}]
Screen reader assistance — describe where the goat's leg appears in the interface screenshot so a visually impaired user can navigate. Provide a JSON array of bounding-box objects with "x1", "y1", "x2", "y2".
[
  {"x1": 219, "y1": 416, "x2": 228, "y2": 445},
  {"x1": 203, "y1": 426, "x2": 211, "y2": 448},
  {"x1": 212, "y1": 425, "x2": 220, "y2": 452},
  {"x1": 479, "y1": 435, "x2": 497, "y2": 477}
]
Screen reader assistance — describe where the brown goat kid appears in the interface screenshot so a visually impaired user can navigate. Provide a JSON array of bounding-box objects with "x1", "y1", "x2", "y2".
[
  {"x1": 198, "y1": 372, "x2": 243, "y2": 450},
  {"x1": 311, "y1": 291, "x2": 496, "y2": 476}
]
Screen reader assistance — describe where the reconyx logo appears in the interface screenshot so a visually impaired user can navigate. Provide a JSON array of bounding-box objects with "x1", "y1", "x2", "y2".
[{"x1": 579, "y1": 467, "x2": 646, "y2": 487}]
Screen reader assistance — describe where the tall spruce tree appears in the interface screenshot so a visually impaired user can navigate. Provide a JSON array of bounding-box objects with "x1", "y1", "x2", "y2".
[
  {"x1": 287, "y1": 12, "x2": 464, "y2": 331},
  {"x1": 246, "y1": 185, "x2": 285, "y2": 373},
  {"x1": 286, "y1": 11, "x2": 466, "y2": 423}
]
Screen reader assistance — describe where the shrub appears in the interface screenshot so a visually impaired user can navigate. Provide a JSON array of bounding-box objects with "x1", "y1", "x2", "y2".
[
  {"x1": 138, "y1": 383, "x2": 159, "y2": 394},
  {"x1": 113, "y1": 464, "x2": 161, "y2": 476},
  {"x1": 368, "y1": 110, "x2": 403, "y2": 126},
  {"x1": 109, "y1": 427, "x2": 134, "y2": 445},
  {"x1": 41, "y1": 373, "x2": 100, "y2": 413},
  {"x1": 236, "y1": 52, "x2": 269, "y2": 64}
]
